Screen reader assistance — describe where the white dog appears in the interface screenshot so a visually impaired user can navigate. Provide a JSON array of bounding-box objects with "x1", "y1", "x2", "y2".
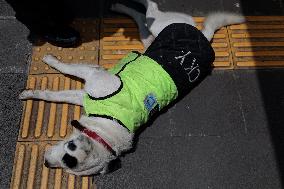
[{"x1": 19, "y1": 0, "x2": 245, "y2": 176}]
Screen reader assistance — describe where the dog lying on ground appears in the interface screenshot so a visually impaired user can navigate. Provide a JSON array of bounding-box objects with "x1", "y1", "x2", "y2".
[{"x1": 19, "y1": 0, "x2": 245, "y2": 176}]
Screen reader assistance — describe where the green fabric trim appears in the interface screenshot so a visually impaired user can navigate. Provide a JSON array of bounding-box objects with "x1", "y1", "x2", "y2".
[{"x1": 83, "y1": 52, "x2": 178, "y2": 132}]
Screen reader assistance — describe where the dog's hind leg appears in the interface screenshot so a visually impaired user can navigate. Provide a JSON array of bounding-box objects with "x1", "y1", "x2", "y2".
[
  {"x1": 42, "y1": 55, "x2": 121, "y2": 98},
  {"x1": 19, "y1": 89, "x2": 84, "y2": 105},
  {"x1": 202, "y1": 12, "x2": 245, "y2": 41},
  {"x1": 111, "y1": 3, "x2": 155, "y2": 48}
]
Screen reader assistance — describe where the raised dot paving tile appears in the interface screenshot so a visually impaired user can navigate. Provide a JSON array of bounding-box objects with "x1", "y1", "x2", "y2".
[{"x1": 30, "y1": 19, "x2": 100, "y2": 75}]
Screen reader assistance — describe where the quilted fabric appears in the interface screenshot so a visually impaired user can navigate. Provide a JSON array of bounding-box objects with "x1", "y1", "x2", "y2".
[
  {"x1": 145, "y1": 23, "x2": 215, "y2": 97},
  {"x1": 83, "y1": 52, "x2": 178, "y2": 132}
]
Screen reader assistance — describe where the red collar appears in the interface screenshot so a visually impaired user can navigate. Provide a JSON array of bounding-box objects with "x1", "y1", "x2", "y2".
[{"x1": 71, "y1": 120, "x2": 116, "y2": 156}]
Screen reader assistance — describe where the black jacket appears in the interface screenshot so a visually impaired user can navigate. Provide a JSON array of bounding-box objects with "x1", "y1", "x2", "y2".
[{"x1": 144, "y1": 23, "x2": 215, "y2": 97}]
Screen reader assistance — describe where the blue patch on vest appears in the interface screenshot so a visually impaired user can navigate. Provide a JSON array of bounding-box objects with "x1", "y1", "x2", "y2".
[{"x1": 144, "y1": 94, "x2": 159, "y2": 117}]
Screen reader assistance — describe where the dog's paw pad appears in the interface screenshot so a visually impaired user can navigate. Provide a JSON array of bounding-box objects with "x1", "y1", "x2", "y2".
[{"x1": 19, "y1": 90, "x2": 34, "y2": 99}]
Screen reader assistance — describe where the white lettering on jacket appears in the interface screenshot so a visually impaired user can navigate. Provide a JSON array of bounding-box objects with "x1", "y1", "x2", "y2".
[{"x1": 175, "y1": 50, "x2": 200, "y2": 83}]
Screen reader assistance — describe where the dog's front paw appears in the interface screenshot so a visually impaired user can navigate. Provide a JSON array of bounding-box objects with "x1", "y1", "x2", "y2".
[
  {"x1": 42, "y1": 54, "x2": 58, "y2": 65},
  {"x1": 19, "y1": 90, "x2": 34, "y2": 100}
]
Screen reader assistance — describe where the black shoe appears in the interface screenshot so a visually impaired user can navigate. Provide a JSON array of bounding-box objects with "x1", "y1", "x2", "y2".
[{"x1": 42, "y1": 25, "x2": 81, "y2": 47}]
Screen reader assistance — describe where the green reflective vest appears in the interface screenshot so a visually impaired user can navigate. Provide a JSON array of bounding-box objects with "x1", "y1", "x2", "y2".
[{"x1": 83, "y1": 52, "x2": 178, "y2": 132}]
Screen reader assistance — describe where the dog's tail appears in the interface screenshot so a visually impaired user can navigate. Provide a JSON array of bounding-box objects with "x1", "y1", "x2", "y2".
[{"x1": 202, "y1": 12, "x2": 245, "y2": 41}]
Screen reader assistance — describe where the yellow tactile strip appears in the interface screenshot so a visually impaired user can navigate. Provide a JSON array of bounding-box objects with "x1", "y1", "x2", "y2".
[
  {"x1": 99, "y1": 18, "x2": 144, "y2": 68},
  {"x1": 99, "y1": 18, "x2": 233, "y2": 69},
  {"x1": 194, "y1": 17, "x2": 233, "y2": 68},
  {"x1": 30, "y1": 19, "x2": 99, "y2": 74},
  {"x1": 228, "y1": 16, "x2": 284, "y2": 67},
  {"x1": 10, "y1": 142, "x2": 94, "y2": 189},
  {"x1": 10, "y1": 16, "x2": 284, "y2": 189},
  {"x1": 19, "y1": 74, "x2": 83, "y2": 141}
]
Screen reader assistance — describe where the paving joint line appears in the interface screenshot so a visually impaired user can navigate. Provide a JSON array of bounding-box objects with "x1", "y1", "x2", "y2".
[{"x1": 0, "y1": 16, "x2": 16, "y2": 20}]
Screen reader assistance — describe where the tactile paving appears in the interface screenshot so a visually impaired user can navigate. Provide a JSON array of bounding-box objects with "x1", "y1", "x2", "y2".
[
  {"x1": 19, "y1": 74, "x2": 84, "y2": 141},
  {"x1": 11, "y1": 16, "x2": 284, "y2": 189},
  {"x1": 194, "y1": 17, "x2": 233, "y2": 68},
  {"x1": 30, "y1": 19, "x2": 100, "y2": 74},
  {"x1": 99, "y1": 18, "x2": 233, "y2": 69},
  {"x1": 99, "y1": 18, "x2": 145, "y2": 68},
  {"x1": 10, "y1": 142, "x2": 94, "y2": 189},
  {"x1": 228, "y1": 16, "x2": 284, "y2": 67}
]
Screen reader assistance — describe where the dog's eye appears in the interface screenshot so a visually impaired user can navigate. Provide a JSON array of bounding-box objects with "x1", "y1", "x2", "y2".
[
  {"x1": 62, "y1": 153, "x2": 78, "y2": 169},
  {"x1": 67, "y1": 141, "x2": 77, "y2": 151}
]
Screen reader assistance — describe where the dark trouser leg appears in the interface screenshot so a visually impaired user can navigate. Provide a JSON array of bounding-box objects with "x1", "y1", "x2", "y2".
[{"x1": 6, "y1": 0, "x2": 79, "y2": 47}]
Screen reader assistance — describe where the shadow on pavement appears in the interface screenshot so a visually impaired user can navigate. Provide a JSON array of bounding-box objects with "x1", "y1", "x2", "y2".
[
  {"x1": 5, "y1": 0, "x2": 145, "y2": 47},
  {"x1": 238, "y1": 0, "x2": 284, "y2": 187}
]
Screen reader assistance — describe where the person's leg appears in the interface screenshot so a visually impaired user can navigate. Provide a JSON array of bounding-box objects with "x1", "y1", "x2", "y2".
[
  {"x1": 40, "y1": 0, "x2": 80, "y2": 47},
  {"x1": 6, "y1": 0, "x2": 80, "y2": 47}
]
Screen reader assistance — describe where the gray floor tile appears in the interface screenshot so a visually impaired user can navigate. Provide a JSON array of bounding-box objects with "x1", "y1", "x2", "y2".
[
  {"x1": 0, "y1": 15, "x2": 30, "y2": 188},
  {"x1": 235, "y1": 69, "x2": 284, "y2": 186},
  {"x1": 140, "y1": 70, "x2": 246, "y2": 138},
  {"x1": 221, "y1": 0, "x2": 243, "y2": 13},
  {"x1": 235, "y1": 69, "x2": 284, "y2": 135},
  {"x1": 0, "y1": 19, "x2": 31, "y2": 74},
  {"x1": 228, "y1": 0, "x2": 284, "y2": 15},
  {"x1": 0, "y1": 73, "x2": 26, "y2": 188},
  {"x1": 157, "y1": 0, "x2": 224, "y2": 15},
  {"x1": 95, "y1": 134, "x2": 281, "y2": 189},
  {"x1": 106, "y1": 0, "x2": 224, "y2": 16}
]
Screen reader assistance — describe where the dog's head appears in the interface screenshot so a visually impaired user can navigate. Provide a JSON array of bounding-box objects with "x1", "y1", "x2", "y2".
[{"x1": 44, "y1": 125, "x2": 116, "y2": 175}]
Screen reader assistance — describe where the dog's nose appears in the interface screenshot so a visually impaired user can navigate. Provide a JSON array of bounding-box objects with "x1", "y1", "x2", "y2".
[{"x1": 44, "y1": 160, "x2": 50, "y2": 168}]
